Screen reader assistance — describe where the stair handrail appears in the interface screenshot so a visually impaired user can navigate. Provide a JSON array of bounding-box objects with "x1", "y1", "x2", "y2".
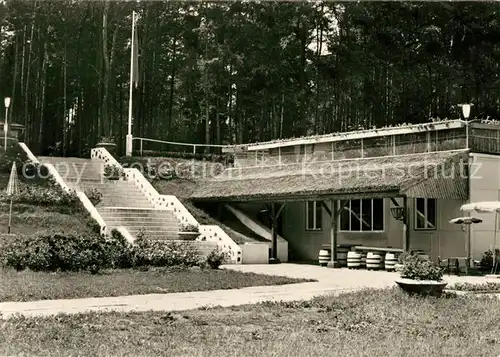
[
  {"x1": 76, "y1": 191, "x2": 108, "y2": 236},
  {"x1": 91, "y1": 148, "x2": 121, "y2": 167},
  {"x1": 155, "y1": 195, "x2": 198, "y2": 226},
  {"x1": 199, "y1": 225, "x2": 242, "y2": 264}
]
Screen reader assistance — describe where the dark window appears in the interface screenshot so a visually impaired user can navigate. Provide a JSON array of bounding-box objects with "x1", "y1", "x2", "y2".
[
  {"x1": 340, "y1": 199, "x2": 384, "y2": 231},
  {"x1": 415, "y1": 198, "x2": 437, "y2": 230},
  {"x1": 306, "y1": 201, "x2": 322, "y2": 230}
]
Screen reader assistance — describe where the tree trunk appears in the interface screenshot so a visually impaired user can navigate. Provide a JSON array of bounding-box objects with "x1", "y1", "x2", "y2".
[
  {"x1": 38, "y1": 40, "x2": 48, "y2": 153},
  {"x1": 167, "y1": 35, "x2": 177, "y2": 137},
  {"x1": 11, "y1": 32, "x2": 20, "y2": 123},
  {"x1": 63, "y1": 43, "x2": 67, "y2": 156}
]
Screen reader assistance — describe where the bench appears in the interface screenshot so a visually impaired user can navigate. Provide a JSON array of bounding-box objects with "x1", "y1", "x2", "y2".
[{"x1": 353, "y1": 246, "x2": 404, "y2": 253}]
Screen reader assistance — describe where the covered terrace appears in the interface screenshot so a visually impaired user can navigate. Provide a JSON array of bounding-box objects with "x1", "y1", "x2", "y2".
[{"x1": 191, "y1": 150, "x2": 470, "y2": 266}]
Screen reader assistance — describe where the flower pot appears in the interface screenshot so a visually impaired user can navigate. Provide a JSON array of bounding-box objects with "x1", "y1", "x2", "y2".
[
  {"x1": 105, "y1": 176, "x2": 121, "y2": 181},
  {"x1": 89, "y1": 198, "x2": 100, "y2": 206},
  {"x1": 395, "y1": 278, "x2": 448, "y2": 297},
  {"x1": 96, "y1": 142, "x2": 117, "y2": 155},
  {"x1": 177, "y1": 232, "x2": 200, "y2": 241}
]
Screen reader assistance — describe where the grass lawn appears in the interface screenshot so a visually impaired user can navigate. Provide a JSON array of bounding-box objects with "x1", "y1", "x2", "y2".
[
  {"x1": 1, "y1": 288, "x2": 498, "y2": 356},
  {"x1": 0, "y1": 268, "x2": 313, "y2": 302},
  {"x1": 0, "y1": 201, "x2": 94, "y2": 235}
]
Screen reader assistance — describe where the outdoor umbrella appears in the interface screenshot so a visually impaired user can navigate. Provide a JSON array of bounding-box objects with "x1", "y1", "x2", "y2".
[
  {"x1": 5, "y1": 162, "x2": 19, "y2": 234},
  {"x1": 449, "y1": 216, "x2": 483, "y2": 269},
  {"x1": 449, "y1": 217, "x2": 483, "y2": 225},
  {"x1": 461, "y1": 201, "x2": 500, "y2": 272}
]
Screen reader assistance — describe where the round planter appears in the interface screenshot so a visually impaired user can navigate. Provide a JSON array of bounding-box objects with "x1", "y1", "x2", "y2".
[
  {"x1": 177, "y1": 232, "x2": 200, "y2": 241},
  {"x1": 89, "y1": 198, "x2": 101, "y2": 206},
  {"x1": 96, "y1": 142, "x2": 117, "y2": 155},
  {"x1": 396, "y1": 278, "x2": 447, "y2": 297}
]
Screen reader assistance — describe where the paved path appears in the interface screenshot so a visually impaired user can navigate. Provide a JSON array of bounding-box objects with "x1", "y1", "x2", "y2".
[{"x1": 0, "y1": 264, "x2": 495, "y2": 318}]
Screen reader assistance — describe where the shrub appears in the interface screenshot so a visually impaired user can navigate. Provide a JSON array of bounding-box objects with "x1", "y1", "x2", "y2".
[
  {"x1": 125, "y1": 150, "x2": 234, "y2": 164},
  {"x1": 400, "y1": 254, "x2": 444, "y2": 281},
  {"x1": 398, "y1": 252, "x2": 411, "y2": 264},
  {"x1": 103, "y1": 164, "x2": 125, "y2": 180},
  {"x1": 0, "y1": 230, "x2": 207, "y2": 273},
  {"x1": 449, "y1": 281, "x2": 500, "y2": 292},
  {"x1": 0, "y1": 143, "x2": 24, "y2": 174},
  {"x1": 0, "y1": 232, "x2": 111, "y2": 273},
  {"x1": 98, "y1": 136, "x2": 116, "y2": 144},
  {"x1": 0, "y1": 184, "x2": 81, "y2": 208},
  {"x1": 478, "y1": 249, "x2": 498, "y2": 272},
  {"x1": 84, "y1": 215, "x2": 103, "y2": 235},
  {"x1": 84, "y1": 187, "x2": 102, "y2": 205},
  {"x1": 206, "y1": 248, "x2": 228, "y2": 269},
  {"x1": 130, "y1": 237, "x2": 201, "y2": 268},
  {"x1": 179, "y1": 223, "x2": 199, "y2": 233}
]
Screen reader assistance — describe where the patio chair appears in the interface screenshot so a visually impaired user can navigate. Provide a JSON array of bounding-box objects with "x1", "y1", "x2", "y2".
[
  {"x1": 438, "y1": 256, "x2": 470, "y2": 276},
  {"x1": 491, "y1": 250, "x2": 500, "y2": 275}
]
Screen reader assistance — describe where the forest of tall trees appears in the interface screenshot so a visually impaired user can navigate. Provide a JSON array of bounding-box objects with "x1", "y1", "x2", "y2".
[{"x1": 1, "y1": 1, "x2": 499, "y2": 157}]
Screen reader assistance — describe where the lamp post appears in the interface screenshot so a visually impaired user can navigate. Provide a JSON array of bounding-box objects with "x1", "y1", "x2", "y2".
[
  {"x1": 4, "y1": 97, "x2": 11, "y2": 152},
  {"x1": 458, "y1": 103, "x2": 474, "y2": 149}
]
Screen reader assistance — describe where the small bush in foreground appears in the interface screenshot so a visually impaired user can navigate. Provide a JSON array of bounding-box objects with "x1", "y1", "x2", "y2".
[
  {"x1": 0, "y1": 232, "x2": 123, "y2": 273},
  {"x1": 400, "y1": 254, "x2": 444, "y2": 281},
  {"x1": 0, "y1": 231, "x2": 205, "y2": 273},
  {"x1": 206, "y1": 248, "x2": 228, "y2": 269},
  {"x1": 130, "y1": 237, "x2": 201, "y2": 268},
  {"x1": 449, "y1": 281, "x2": 500, "y2": 292},
  {"x1": 478, "y1": 249, "x2": 499, "y2": 272}
]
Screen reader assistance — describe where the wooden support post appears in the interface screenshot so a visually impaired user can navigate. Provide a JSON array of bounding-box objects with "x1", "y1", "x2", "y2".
[
  {"x1": 327, "y1": 199, "x2": 342, "y2": 268},
  {"x1": 403, "y1": 196, "x2": 410, "y2": 252},
  {"x1": 269, "y1": 202, "x2": 284, "y2": 264}
]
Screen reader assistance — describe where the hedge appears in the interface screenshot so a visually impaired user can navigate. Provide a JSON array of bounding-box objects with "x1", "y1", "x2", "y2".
[{"x1": 0, "y1": 230, "x2": 227, "y2": 273}]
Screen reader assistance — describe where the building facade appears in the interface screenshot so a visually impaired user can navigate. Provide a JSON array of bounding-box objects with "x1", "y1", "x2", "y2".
[{"x1": 192, "y1": 119, "x2": 500, "y2": 263}]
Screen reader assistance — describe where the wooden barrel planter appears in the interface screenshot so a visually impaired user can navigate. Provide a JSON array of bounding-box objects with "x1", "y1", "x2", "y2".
[
  {"x1": 337, "y1": 247, "x2": 348, "y2": 267},
  {"x1": 360, "y1": 252, "x2": 367, "y2": 268},
  {"x1": 384, "y1": 252, "x2": 398, "y2": 271},
  {"x1": 318, "y1": 249, "x2": 331, "y2": 266},
  {"x1": 366, "y1": 251, "x2": 383, "y2": 270},
  {"x1": 347, "y1": 251, "x2": 361, "y2": 269}
]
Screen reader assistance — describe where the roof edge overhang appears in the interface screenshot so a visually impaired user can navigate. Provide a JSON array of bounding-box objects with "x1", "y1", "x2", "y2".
[
  {"x1": 191, "y1": 188, "x2": 402, "y2": 203},
  {"x1": 399, "y1": 150, "x2": 470, "y2": 200},
  {"x1": 244, "y1": 120, "x2": 466, "y2": 152}
]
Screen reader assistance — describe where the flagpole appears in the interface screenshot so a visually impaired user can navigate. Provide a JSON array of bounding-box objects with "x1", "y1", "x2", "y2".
[{"x1": 126, "y1": 10, "x2": 136, "y2": 157}]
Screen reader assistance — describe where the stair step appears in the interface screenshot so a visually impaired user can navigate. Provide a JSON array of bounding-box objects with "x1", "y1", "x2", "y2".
[
  {"x1": 108, "y1": 226, "x2": 179, "y2": 232},
  {"x1": 100, "y1": 217, "x2": 177, "y2": 221},
  {"x1": 102, "y1": 217, "x2": 178, "y2": 221},
  {"x1": 98, "y1": 208, "x2": 173, "y2": 212},
  {"x1": 100, "y1": 213, "x2": 176, "y2": 217}
]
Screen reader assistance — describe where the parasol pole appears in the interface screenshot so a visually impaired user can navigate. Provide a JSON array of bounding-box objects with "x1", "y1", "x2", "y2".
[
  {"x1": 494, "y1": 212, "x2": 498, "y2": 270},
  {"x1": 7, "y1": 196, "x2": 12, "y2": 234}
]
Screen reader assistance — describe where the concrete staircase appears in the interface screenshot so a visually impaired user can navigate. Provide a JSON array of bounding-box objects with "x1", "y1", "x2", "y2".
[{"x1": 38, "y1": 156, "x2": 181, "y2": 240}]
